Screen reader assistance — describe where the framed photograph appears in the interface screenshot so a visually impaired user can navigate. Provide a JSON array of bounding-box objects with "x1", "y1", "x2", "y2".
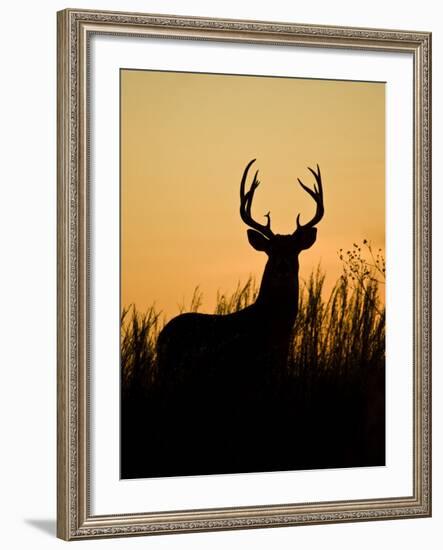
[{"x1": 57, "y1": 8, "x2": 431, "y2": 540}]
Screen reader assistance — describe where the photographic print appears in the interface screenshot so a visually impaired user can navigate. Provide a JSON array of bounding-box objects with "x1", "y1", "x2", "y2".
[
  {"x1": 57, "y1": 9, "x2": 431, "y2": 539},
  {"x1": 120, "y1": 69, "x2": 386, "y2": 479}
]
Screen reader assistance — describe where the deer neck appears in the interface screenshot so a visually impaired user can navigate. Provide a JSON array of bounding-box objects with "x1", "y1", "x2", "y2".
[{"x1": 254, "y1": 257, "x2": 300, "y2": 324}]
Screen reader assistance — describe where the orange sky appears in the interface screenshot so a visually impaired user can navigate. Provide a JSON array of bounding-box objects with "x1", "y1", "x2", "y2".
[{"x1": 121, "y1": 69, "x2": 385, "y2": 320}]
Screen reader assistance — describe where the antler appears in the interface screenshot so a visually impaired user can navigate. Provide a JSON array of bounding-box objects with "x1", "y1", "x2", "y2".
[
  {"x1": 295, "y1": 164, "x2": 324, "y2": 230},
  {"x1": 240, "y1": 159, "x2": 274, "y2": 239}
]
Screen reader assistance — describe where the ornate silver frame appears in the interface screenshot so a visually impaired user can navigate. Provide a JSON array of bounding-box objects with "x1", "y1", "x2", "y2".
[{"x1": 57, "y1": 8, "x2": 431, "y2": 540}]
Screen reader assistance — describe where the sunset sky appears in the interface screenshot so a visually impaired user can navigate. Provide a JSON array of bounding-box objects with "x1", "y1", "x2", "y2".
[{"x1": 121, "y1": 69, "x2": 385, "y2": 320}]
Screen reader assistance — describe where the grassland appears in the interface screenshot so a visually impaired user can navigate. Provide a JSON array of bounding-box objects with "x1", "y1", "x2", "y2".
[{"x1": 121, "y1": 242, "x2": 385, "y2": 478}]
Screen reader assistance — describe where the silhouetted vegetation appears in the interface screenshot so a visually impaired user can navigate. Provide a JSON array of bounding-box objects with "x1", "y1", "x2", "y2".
[{"x1": 121, "y1": 242, "x2": 385, "y2": 478}]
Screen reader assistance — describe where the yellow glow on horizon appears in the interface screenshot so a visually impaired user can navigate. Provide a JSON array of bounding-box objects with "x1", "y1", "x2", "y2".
[{"x1": 121, "y1": 70, "x2": 385, "y2": 320}]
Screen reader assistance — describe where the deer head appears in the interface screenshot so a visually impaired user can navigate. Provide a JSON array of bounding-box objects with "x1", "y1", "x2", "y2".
[{"x1": 240, "y1": 159, "x2": 324, "y2": 266}]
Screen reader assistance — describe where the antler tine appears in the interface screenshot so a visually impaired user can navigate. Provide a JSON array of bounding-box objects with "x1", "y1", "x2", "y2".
[
  {"x1": 308, "y1": 164, "x2": 323, "y2": 196},
  {"x1": 240, "y1": 159, "x2": 256, "y2": 204},
  {"x1": 295, "y1": 164, "x2": 324, "y2": 230},
  {"x1": 240, "y1": 159, "x2": 274, "y2": 239}
]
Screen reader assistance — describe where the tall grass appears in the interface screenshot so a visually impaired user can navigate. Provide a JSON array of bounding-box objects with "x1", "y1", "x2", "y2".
[
  {"x1": 120, "y1": 306, "x2": 161, "y2": 398},
  {"x1": 121, "y1": 242, "x2": 385, "y2": 477},
  {"x1": 121, "y1": 243, "x2": 385, "y2": 394},
  {"x1": 291, "y1": 267, "x2": 384, "y2": 376}
]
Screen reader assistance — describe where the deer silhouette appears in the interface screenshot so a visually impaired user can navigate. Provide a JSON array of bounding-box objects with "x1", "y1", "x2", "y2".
[{"x1": 156, "y1": 159, "x2": 324, "y2": 421}]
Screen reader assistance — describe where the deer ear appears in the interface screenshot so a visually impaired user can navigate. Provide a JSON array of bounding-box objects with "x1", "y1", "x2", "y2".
[{"x1": 247, "y1": 229, "x2": 270, "y2": 252}]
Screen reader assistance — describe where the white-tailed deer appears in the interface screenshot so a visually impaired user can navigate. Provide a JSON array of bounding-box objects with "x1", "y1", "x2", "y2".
[{"x1": 157, "y1": 159, "x2": 324, "y2": 410}]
